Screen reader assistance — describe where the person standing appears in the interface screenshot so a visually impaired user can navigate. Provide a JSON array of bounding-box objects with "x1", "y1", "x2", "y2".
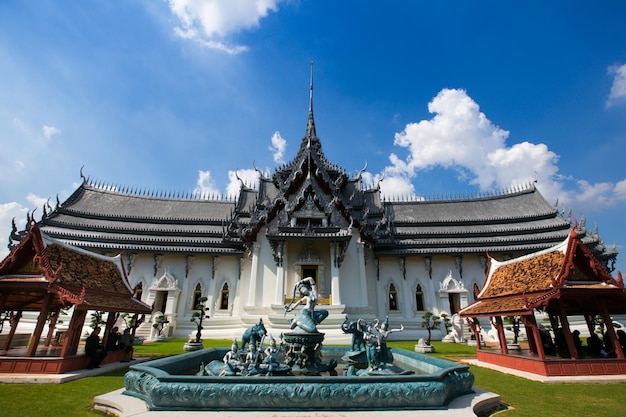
[
  {"x1": 119, "y1": 328, "x2": 134, "y2": 361},
  {"x1": 85, "y1": 327, "x2": 107, "y2": 369}
]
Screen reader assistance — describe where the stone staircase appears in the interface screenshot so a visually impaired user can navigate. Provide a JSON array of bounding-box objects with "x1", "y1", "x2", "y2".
[{"x1": 133, "y1": 319, "x2": 153, "y2": 341}]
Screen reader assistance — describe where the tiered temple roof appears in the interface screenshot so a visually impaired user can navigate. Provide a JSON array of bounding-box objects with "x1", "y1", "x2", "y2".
[{"x1": 31, "y1": 184, "x2": 243, "y2": 255}]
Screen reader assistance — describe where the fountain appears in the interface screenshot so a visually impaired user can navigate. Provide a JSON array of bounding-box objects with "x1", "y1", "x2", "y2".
[{"x1": 111, "y1": 278, "x2": 495, "y2": 414}]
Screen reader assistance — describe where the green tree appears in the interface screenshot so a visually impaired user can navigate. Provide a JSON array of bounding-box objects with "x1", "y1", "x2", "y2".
[
  {"x1": 504, "y1": 316, "x2": 521, "y2": 344},
  {"x1": 190, "y1": 296, "x2": 210, "y2": 343},
  {"x1": 421, "y1": 312, "x2": 441, "y2": 345}
]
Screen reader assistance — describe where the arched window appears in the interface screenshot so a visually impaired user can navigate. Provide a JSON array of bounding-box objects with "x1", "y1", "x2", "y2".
[
  {"x1": 415, "y1": 284, "x2": 424, "y2": 311},
  {"x1": 388, "y1": 283, "x2": 398, "y2": 311},
  {"x1": 191, "y1": 283, "x2": 202, "y2": 310},
  {"x1": 133, "y1": 282, "x2": 143, "y2": 301},
  {"x1": 219, "y1": 283, "x2": 229, "y2": 310}
]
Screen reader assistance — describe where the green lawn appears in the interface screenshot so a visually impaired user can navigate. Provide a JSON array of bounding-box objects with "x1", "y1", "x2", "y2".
[{"x1": 0, "y1": 339, "x2": 624, "y2": 417}]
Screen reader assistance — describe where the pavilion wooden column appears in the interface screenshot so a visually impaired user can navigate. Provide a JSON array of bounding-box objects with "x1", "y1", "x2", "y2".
[
  {"x1": 0, "y1": 292, "x2": 7, "y2": 314},
  {"x1": 524, "y1": 322, "x2": 538, "y2": 355},
  {"x1": 468, "y1": 318, "x2": 482, "y2": 350},
  {"x1": 61, "y1": 309, "x2": 88, "y2": 357},
  {"x1": 556, "y1": 300, "x2": 579, "y2": 359},
  {"x1": 26, "y1": 293, "x2": 53, "y2": 357},
  {"x1": 583, "y1": 314, "x2": 596, "y2": 336},
  {"x1": 44, "y1": 308, "x2": 61, "y2": 347},
  {"x1": 548, "y1": 313, "x2": 560, "y2": 335},
  {"x1": 102, "y1": 311, "x2": 118, "y2": 348},
  {"x1": 522, "y1": 314, "x2": 545, "y2": 360},
  {"x1": 493, "y1": 316, "x2": 508, "y2": 354},
  {"x1": 599, "y1": 303, "x2": 625, "y2": 359},
  {"x1": 0, "y1": 293, "x2": 8, "y2": 350},
  {"x1": 3, "y1": 310, "x2": 22, "y2": 351}
]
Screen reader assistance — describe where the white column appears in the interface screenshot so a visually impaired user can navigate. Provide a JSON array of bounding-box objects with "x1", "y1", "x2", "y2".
[
  {"x1": 274, "y1": 242, "x2": 286, "y2": 305},
  {"x1": 247, "y1": 243, "x2": 260, "y2": 307},
  {"x1": 330, "y1": 243, "x2": 341, "y2": 305},
  {"x1": 356, "y1": 242, "x2": 368, "y2": 307}
]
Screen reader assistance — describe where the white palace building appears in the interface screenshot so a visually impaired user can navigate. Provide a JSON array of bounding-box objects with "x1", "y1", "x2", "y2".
[{"x1": 9, "y1": 86, "x2": 617, "y2": 343}]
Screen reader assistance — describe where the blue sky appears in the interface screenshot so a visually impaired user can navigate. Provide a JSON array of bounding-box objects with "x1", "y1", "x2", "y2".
[{"x1": 1, "y1": 1, "x2": 625, "y2": 272}]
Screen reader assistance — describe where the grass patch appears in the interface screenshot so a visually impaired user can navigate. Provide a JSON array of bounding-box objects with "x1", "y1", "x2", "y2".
[
  {"x1": 0, "y1": 368, "x2": 127, "y2": 417},
  {"x1": 133, "y1": 338, "x2": 231, "y2": 357},
  {"x1": 388, "y1": 340, "x2": 478, "y2": 356},
  {"x1": 389, "y1": 341, "x2": 626, "y2": 417},
  {"x1": 1, "y1": 339, "x2": 625, "y2": 416}
]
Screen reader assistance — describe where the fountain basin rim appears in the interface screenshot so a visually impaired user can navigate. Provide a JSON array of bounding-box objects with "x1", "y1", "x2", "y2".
[
  {"x1": 127, "y1": 346, "x2": 470, "y2": 382},
  {"x1": 123, "y1": 346, "x2": 475, "y2": 411}
]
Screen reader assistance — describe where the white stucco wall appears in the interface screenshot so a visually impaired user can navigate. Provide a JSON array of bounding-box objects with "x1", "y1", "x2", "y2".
[{"x1": 112, "y1": 247, "x2": 492, "y2": 343}]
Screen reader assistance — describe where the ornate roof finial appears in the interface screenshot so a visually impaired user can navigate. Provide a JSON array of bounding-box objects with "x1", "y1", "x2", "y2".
[{"x1": 305, "y1": 60, "x2": 317, "y2": 143}]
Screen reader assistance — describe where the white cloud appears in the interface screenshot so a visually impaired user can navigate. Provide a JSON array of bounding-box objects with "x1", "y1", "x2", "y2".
[
  {"x1": 193, "y1": 170, "x2": 221, "y2": 198},
  {"x1": 269, "y1": 131, "x2": 287, "y2": 163},
  {"x1": 572, "y1": 180, "x2": 616, "y2": 211},
  {"x1": 389, "y1": 88, "x2": 555, "y2": 191},
  {"x1": 42, "y1": 125, "x2": 61, "y2": 140},
  {"x1": 607, "y1": 63, "x2": 626, "y2": 107},
  {"x1": 225, "y1": 168, "x2": 261, "y2": 198},
  {"x1": 0, "y1": 202, "x2": 29, "y2": 260},
  {"x1": 615, "y1": 179, "x2": 626, "y2": 200},
  {"x1": 382, "y1": 88, "x2": 626, "y2": 212},
  {"x1": 379, "y1": 175, "x2": 415, "y2": 199},
  {"x1": 167, "y1": 0, "x2": 284, "y2": 54},
  {"x1": 26, "y1": 193, "x2": 48, "y2": 210}
]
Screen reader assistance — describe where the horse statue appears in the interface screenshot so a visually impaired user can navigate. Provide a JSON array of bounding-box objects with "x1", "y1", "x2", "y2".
[
  {"x1": 241, "y1": 318, "x2": 267, "y2": 350},
  {"x1": 341, "y1": 315, "x2": 365, "y2": 351}
]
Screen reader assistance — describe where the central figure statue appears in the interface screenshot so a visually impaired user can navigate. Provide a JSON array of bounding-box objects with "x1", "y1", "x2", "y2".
[{"x1": 284, "y1": 277, "x2": 329, "y2": 333}]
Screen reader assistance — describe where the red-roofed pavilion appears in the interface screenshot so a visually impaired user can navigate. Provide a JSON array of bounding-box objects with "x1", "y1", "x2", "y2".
[
  {"x1": 0, "y1": 224, "x2": 151, "y2": 374},
  {"x1": 460, "y1": 229, "x2": 626, "y2": 377}
]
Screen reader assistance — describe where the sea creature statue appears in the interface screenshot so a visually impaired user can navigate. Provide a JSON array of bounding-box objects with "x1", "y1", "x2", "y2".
[
  {"x1": 341, "y1": 315, "x2": 365, "y2": 351},
  {"x1": 241, "y1": 318, "x2": 267, "y2": 349}
]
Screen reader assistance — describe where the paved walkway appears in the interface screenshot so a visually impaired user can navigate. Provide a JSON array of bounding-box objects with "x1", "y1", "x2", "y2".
[
  {"x1": 462, "y1": 358, "x2": 626, "y2": 384},
  {"x1": 0, "y1": 358, "x2": 147, "y2": 384}
]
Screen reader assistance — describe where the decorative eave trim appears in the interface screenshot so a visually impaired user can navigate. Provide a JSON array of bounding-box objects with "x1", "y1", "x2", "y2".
[
  {"x1": 49, "y1": 283, "x2": 85, "y2": 305},
  {"x1": 41, "y1": 229, "x2": 230, "y2": 245}
]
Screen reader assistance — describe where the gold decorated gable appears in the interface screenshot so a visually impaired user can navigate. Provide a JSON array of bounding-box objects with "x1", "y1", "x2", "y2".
[{"x1": 17, "y1": 259, "x2": 40, "y2": 274}]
